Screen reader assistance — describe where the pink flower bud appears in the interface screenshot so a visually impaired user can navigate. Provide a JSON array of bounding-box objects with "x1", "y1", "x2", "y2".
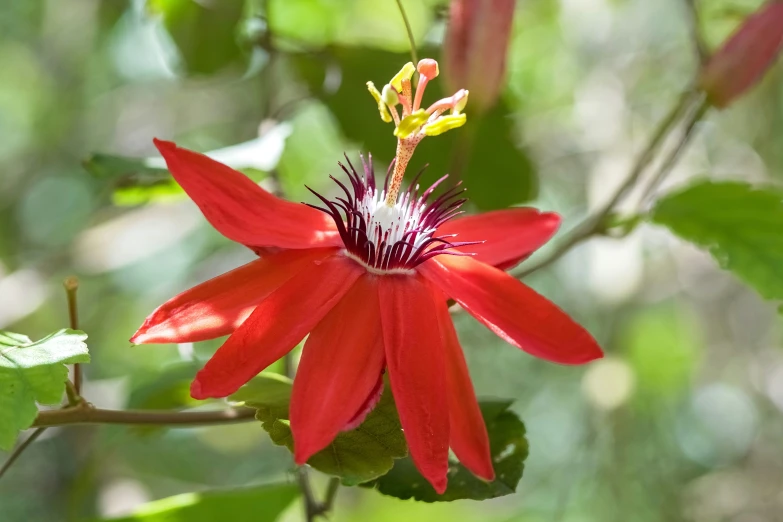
[
  {"x1": 700, "y1": 1, "x2": 783, "y2": 108},
  {"x1": 443, "y1": 0, "x2": 516, "y2": 114}
]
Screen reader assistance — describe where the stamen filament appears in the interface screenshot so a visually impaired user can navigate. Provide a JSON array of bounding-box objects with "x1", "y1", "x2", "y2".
[
  {"x1": 413, "y1": 76, "x2": 429, "y2": 112},
  {"x1": 426, "y1": 97, "x2": 455, "y2": 115},
  {"x1": 401, "y1": 78, "x2": 413, "y2": 116},
  {"x1": 389, "y1": 105, "x2": 401, "y2": 126}
]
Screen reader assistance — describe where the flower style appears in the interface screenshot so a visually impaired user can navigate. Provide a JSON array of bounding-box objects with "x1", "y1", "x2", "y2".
[{"x1": 132, "y1": 59, "x2": 602, "y2": 494}]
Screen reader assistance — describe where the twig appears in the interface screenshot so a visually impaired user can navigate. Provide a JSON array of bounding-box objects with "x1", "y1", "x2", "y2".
[
  {"x1": 320, "y1": 477, "x2": 341, "y2": 514},
  {"x1": 297, "y1": 472, "x2": 340, "y2": 521},
  {"x1": 395, "y1": 0, "x2": 419, "y2": 65},
  {"x1": 63, "y1": 277, "x2": 82, "y2": 397},
  {"x1": 297, "y1": 467, "x2": 319, "y2": 522},
  {"x1": 513, "y1": 88, "x2": 699, "y2": 278},
  {"x1": 0, "y1": 428, "x2": 46, "y2": 480},
  {"x1": 32, "y1": 404, "x2": 256, "y2": 428},
  {"x1": 64, "y1": 381, "x2": 80, "y2": 407},
  {"x1": 638, "y1": 97, "x2": 709, "y2": 207},
  {"x1": 683, "y1": 0, "x2": 709, "y2": 64}
]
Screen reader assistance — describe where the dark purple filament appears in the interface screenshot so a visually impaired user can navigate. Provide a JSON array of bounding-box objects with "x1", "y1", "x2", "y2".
[{"x1": 305, "y1": 154, "x2": 480, "y2": 271}]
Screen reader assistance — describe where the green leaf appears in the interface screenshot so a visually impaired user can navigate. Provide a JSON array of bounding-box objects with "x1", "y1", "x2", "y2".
[
  {"x1": 230, "y1": 374, "x2": 407, "y2": 485},
  {"x1": 84, "y1": 126, "x2": 287, "y2": 205},
  {"x1": 82, "y1": 153, "x2": 169, "y2": 180},
  {"x1": 93, "y1": 482, "x2": 299, "y2": 522},
  {"x1": 364, "y1": 401, "x2": 528, "y2": 502},
  {"x1": 147, "y1": 0, "x2": 247, "y2": 75},
  {"x1": 461, "y1": 103, "x2": 538, "y2": 211},
  {"x1": 0, "y1": 329, "x2": 89, "y2": 450},
  {"x1": 651, "y1": 181, "x2": 783, "y2": 300},
  {"x1": 82, "y1": 153, "x2": 181, "y2": 206}
]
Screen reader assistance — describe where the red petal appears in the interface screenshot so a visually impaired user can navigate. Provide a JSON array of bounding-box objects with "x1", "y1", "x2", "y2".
[
  {"x1": 437, "y1": 208, "x2": 560, "y2": 270},
  {"x1": 434, "y1": 291, "x2": 494, "y2": 480},
  {"x1": 191, "y1": 254, "x2": 363, "y2": 399},
  {"x1": 379, "y1": 275, "x2": 449, "y2": 494},
  {"x1": 420, "y1": 256, "x2": 602, "y2": 364},
  {"x1": 343, "y1": 373, "x2": 384, "y2": 431},
  {"x1": 131, "y1": 248, "x2": 337, "y2": 344},
  {"x1": 290, "y1": 274, "x2": 385, "y2": 464},
  {"x1": 154, "y1": 139, "x2": 340, "y2": 250}
]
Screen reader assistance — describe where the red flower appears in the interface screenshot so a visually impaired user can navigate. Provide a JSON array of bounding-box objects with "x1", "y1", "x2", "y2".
[{"x1": 132, "y1": 60, "x2": 602, "y2": 493}]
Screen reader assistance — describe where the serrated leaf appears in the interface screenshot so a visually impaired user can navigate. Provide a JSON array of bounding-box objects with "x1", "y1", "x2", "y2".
[
  {"x1": 230, "y1": 374, "x2": 407, "y2": 485},
  {"x1": 651, "y1": 181, "x2": 783, "y2": 300},
  {"x1": 93, "y1": 482, "x2": 298, "y2": 522},
  {"x1": 363, "y1": 401, "x2": 528, "y2": 502},
  {"x1": 0, "y1": 329, "x2": 90, "y2": 450},
  {"x1": 0, "y1": 331, "x2": 32, "y2": 347}
]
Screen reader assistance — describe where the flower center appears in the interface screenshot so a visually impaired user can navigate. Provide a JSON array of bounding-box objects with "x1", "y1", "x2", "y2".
[{"x1": 306, "y1": 155, "x2": 480, "y2": 273}]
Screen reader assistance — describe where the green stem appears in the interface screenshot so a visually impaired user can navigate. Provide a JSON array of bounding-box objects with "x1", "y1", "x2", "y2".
[
  {"x1": 638, "y1": 97, "x2": 709, "y2": 207},
  {"x1": 0, "y1": 428, "x2": 46, "y2": 481},
  {"x1": 297, "y1": 467, "x2": 319, "y2": 522},
  {"x1": 64, "y1": 276, "x2": 82, "y2": 399},
  {"x1": 683, "y1": 0, "x2": 709, "y2": 64},
  {"x1": 320, "y1": 477, "x2": 341, "y2": 514},
  {"x1": 394, "y1": 0, "x2": 418, "y2": 66}
]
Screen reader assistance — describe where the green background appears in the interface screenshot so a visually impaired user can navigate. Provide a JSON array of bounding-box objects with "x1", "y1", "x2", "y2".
[{"x1": 1, "y1": 0, "x2": 783, "y2": 521}]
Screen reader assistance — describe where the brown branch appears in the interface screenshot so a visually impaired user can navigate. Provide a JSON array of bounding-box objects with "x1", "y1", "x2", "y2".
[
  {"x1": 320, "y1": 477, "x2": 341, "y2": 515},
  {"x1": 297, "y1": 467, "x2": 319, "y2": 522},
  {"x1": 32, "y1": 405, "x2": 256, "y2": 428},
  {"x1": 638, "y1": 97, "x2": 709, "y2": 207},
  {"x1": 513, "y1": 88, "x2": 700, "y2": 278}
]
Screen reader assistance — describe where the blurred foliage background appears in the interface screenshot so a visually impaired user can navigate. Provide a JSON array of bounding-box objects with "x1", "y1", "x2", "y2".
[{"x1": 1, "y1": 0, "x2": 783, "y2": 521}]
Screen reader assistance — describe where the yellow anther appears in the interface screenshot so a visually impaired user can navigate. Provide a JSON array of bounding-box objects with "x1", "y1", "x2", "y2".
[
  {"x1": 367, "y1": 81, "x2": 392, "y2": 123},
  {"x1": 393, "y1": 109, "x2": 429, "y2": 139},
  {"x1": 453, "y1": 89, "x2": 469, "y2": 114},
  {"x1": 390, "y1": 62, "x2": 415, "y2": 92},
  {"x1": 422, "y1": 114, "x2": 467, "y2": 136}
]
